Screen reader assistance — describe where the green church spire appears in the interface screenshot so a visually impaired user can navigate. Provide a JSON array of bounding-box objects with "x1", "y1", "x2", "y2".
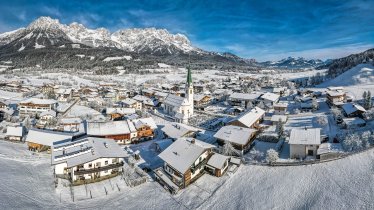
[{"x1": 187, "y1": 66, "x2": 192, "y2": 85}]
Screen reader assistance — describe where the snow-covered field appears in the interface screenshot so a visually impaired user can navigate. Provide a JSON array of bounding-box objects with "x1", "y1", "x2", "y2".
[{"x1": 0, "y1": 139, "x2": 372, "y2": 210}]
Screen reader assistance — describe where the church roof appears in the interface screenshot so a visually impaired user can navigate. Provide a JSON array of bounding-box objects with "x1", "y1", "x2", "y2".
[{"x1": 164, "y1": 94, "x2": 187, "y2": 107}]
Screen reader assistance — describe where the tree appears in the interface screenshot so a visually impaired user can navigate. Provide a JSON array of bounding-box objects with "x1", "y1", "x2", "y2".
[
  {"x1": 316, "y1": 116, "x2": 328, "y2": 127},
  {"x1": 311, "y1": 99, "x2": 319, "y2": 111},
  {"x1": 222, "y1": 142, "x2": 239, "y2": 156},
  {"x1": 248, "y1": 149, "x2": 264, "y2": 162},
  {"x1": 276, "y1": 119, "x2": 285, "y2": 140},
  {"x1": 367, "y1": 91, "x2": 372, "y2": 109},
  {"x1": 266, "y1": 149, "x2": 279, "y2": 164},
  {"x1": 23, "y1": 116, "x2": 32, "y2": 130},
  {"x1": 331, "y1": 107, "x2": 342, "y2": 121}
]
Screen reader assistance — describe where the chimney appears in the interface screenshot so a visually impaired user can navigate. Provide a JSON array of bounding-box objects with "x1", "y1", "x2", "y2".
[
  {"x1": 190, "y1": 139, "x2": 195, "y2": 144},
  {"x1": 62, "y1": 148, "x2": 66, "y2": 155}
]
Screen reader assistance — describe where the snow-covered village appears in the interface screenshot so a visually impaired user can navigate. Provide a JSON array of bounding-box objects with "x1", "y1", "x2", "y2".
[{"x1": 0, "y1": 1, "x2": 373, "y2": 210}]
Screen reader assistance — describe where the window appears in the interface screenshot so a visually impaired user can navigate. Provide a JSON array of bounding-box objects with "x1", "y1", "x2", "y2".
[
  {"x1": 88, "y1": 163, "x2": 92, "y2": 168},
  {"x1": 105, "y1": 160, "x2": 108, "y2": 165}
]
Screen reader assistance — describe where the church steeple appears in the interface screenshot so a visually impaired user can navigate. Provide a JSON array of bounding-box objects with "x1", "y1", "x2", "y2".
[{"x1": 187, "y1": 66, "x2": 192, "y2": 86}]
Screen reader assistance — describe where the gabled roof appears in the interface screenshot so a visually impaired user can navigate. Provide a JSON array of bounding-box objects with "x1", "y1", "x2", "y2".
[
  {"x1": 228, "y1": 106, "x2": 265, "y2": 128},
  {"x1": 52, "y1": 137, "x2": 128, "y2": 167},
  {"x1": 158, "y1": 138, "x2": 214, "y2": 173},
  {"x1": 289, "y1": 128, "x2": 321, "y2": 145},
  {"x1": 260, "y1": 92, "x2": 280, "y2": 102},
  {"x1": 106, "y1": 108, "x2": 136, "y2": 115},
  {"x1": 122, "y1": 98, "x2": 138, "y2": 105},
  {"x1": 87, "y1": 120, "x2": 135, "y2": 136},
  {"x1": 164, "y1": 94, "x2": 187, "y2": 107},
  {"x1": 26, "y1": 129, "x2": 76, "y2": 146},
  {"x1": 214, "y1": 125, "x2": 256, "y2": 145},
  {"x1": 229, "y1": 92, "x2": 261, "y2": 101},
  {"x1": 342, "y1": 103, "x2": 366, "y2": 115},
  {"x1": 161, "y1": 123, "x2": 198, "y2": 139},
  {"x1": 207, "y1": 153, "x2": 229, "y2": 169},
  {"x1": 19, "y1": 98, "x2": 57, "y2": 105},
  {"x1": 6, "y1": 126, "x2": 25, "y2": 137},
  {"x1": 132, "y1": 117, "x2": 157, "y2": 130}
]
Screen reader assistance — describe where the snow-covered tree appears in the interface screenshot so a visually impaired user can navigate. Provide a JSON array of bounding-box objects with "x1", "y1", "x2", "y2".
[
  {"x1": 312, "y1": 99, "x2": 319, "y2": 111},
  {"x1": 367, "y1": 91, "x2": 372, "y2": 109},
  {"x1": 266, "y1": 149, "x2": 279, "y2": 164},
  {"x1": 342, "y1": 133, "x2": 368, "y2": 152},
  {"x1": 316, "y1": 116, "x2": 328, "y2": 127},
  {"x1": 23, "y1": 116, "x2": 32, "y2": 130},
  {"x1": 248, "y1": 149, "x2": 264, "y2": 162},
  {"x1": 331, "y1": 108, "x2": 342, "y2": 121},
  {"x1": 276, "y1": 119, "x2": 285, "y2": 140},
  {"x1": 222, "y1": 142, "x2": 239, "y2": 156},
  {"x1": 362, "y1": 91, "x2": 367, "y2": 102}
]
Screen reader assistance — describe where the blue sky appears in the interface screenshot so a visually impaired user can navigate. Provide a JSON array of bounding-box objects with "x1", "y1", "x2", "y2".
[{"x1": 0, "y1": 0, "x2": 373, "y2": 61}]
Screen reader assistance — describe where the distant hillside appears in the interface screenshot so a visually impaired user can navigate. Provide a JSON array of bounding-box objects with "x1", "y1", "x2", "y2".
[{"x1": 326, "y1": 48, "x2": 374, "y2": 77}]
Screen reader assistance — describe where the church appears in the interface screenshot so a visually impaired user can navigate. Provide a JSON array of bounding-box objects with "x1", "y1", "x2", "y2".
[{"x1": 163, "y1": 67, "x2": 194, "y2": 123}]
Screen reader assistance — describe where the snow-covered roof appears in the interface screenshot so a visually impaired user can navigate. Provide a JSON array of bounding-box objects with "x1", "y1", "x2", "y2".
[
  {"x1": 40, "y1": 110, "x2": 56, "y2": 117},
  {"x1": 207, "y1": 153, "x2": 228, "y2": 169},
  {"x1": 326, "y1": 90, "x2": 345, "y2": 97},
  {"x1": 289, "y1": 128, "x2": 321, "y2": 145},
  {"x1": 132, "y1": 117, "x2": 157, "y2": 130},
  {"x1": 106, "y1": 107, "x2": 136, "y2": 115},
  {"x1": 19, "y1": 98, "x2": 57, "y2": 105},
  {"x1": 164, "y1": 94, "x2": 187, "y2": 107},
  {"x1": 122, "y1": 98, "x2": 137, "y2": 105},
  {"x1": 60, "y1": 117, "x2": 82, "y2": 124},
  {"x1": 317, "y1": 143, "x2": 344, "y2": 155},
  {"x1": 214, "y1": 125, "x2": 256, "y2": 145},
  {"x1": 161, "y1": 123, "x2": 198, "y2": 139},
  {"x1": 6, "y1": 126, "x2": 24, "y2": 137},
  {"x1": 270, "y1": 115, "x2": 288, "y2": 122},
  {"x1": 193, "y1": 94, "x2": 210, "y2": 102},
  {"x1": 228, "y1": 106, "x2": 265, "y2": 128},
  {"x1": 51, "y1": 137, "x2": 128, "y2": 167},
  {"x1": 158, "y1": 138, "x2": 215, "y2": 173},
  {"x1": 87, "y1": 120, "x2": 135, "y2": 136},
  {"x1": 342, "y1": 103, "x2": 366, "y2": 115},
  {"x1": 273, "y1": 103, "x2": 288, "y2": 108},
  {"x1": 26, "y1": 129, "x2": 76, "y2": 146},
  {"x1": 229, "y1": 92, "x2": 261, "y2": 101},
  {"x1": 342, "y1": 117, "x2": 366, "y2": 126},
  {"x1": 133, "y1": 95, "x2": 155, "y2": 106},
  {"x1": 260, "y1": 92, "x2": 280, "y2": 102}
]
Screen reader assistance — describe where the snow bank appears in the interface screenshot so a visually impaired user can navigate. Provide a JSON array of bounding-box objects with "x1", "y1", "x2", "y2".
[{"x1": 103, "y1": 56, "x2": 132, "y2": 62}]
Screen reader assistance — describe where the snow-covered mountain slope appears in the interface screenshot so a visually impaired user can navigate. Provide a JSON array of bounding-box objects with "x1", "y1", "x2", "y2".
[
  {"x1": 321, "y1": 64, "x2": 374, "y2": 87},
  {"x1": 260, "y1": 57, "x2": 325, "y2": 69},
  {"x1": 0, "y1": 16, "x2": 201, "y2": 55},
  {"x1": 317, "y1": 63, "x2": 374, "y2": 100}
]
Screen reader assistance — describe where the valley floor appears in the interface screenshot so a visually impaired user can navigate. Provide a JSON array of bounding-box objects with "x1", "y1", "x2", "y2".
[{"x1": 0, "y1": 140, "x2": 372, "y2": 210}]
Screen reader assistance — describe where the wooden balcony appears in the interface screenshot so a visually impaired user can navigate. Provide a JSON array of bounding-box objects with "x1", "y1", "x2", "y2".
[{"x1": 74, "y1": 162, "x2": 124, "y2": 175}]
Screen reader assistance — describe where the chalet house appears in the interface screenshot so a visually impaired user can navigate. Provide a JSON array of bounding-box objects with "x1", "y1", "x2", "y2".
[
  {"x1": 141, "y1": 89, "x2": 155, "y2": 97},
  {"x1": 214, "y1": 125, "x2": 257, "y2": 155},
  {"x1": 0, "y1": 99, "x2": 9, "y2": 109},
  {"x1": 227, "y1": 106, "x2": 265, "y2": 129},
  {"x1": 59, "y1": 117, "x2": 82, "y2": 132},
  {"x1": 289, "y1": 128, "x2": 321, "y2": 159},
  {"x1": 260, "y1": 92, "x2": 280, "y2": 107},
  {"x1": 205, "y1": 153, "x2": 229, "y2": 177},
  {"x1": 5, "y1": 125, "x2": 25, "y2": 141},
  {"x1": 18, "y1": 98, "x2": 58, "y2": 117},
  {"x1": 270, "y1": 115, "x2": 288, "y2": 125},
  {"x1": 155, "y1": 138, "x2": 215, "y2": 191},
  {"x1": 52, "y1": 137, "x2": 128, "y2": 185},
  {"x1": 342, "y1": 117, "x2": 366, "y2": 129},
  {"x1": 161, "y1": 123, "x2": 199, "y2": 140},
  {"x1": 121, "y1": 98, "x2": 142, "y2": 110},
  {"x1": 154, "y1": 91, "x2": 168, "y2": 103},
  {"x1": 37, "y1": 110, "x2": 57, "y2": 128},
  {"x1": 41, "y1": 83, "x2": 55, "y2": 94},
  {"x1": 228, "y1": 92, "x2": 261, "y2": 109},
  {"x1": 273, "y1": 103, "x2": 288, "y2": 115},
  {"x1": 87, "y1": 120, "x2": 137, "y2": 144},
  {"x1": 56, "y1": 88, "x2": 73, "y2": 102},
  {"x1": 106, "y1": 108, "x2": 136, "y2": 120},
  {"x1": 326, "y1": 90, "x2": 346, "y2": 106},
  {"x1": 212, "y1": 89, "x2": 233, "y2": 102},
  {"x1": 193, "y1": 94, "x2": 211, "y2": 109},
  {"x1": 342, "y1": 103, "x2": 366, "y2": 118},
  {"x1": 133, "y1": 95, "x2": 157, "y2": 109},
  {"x1": 193, "y1": 84, "x2": 205, "y2": 93},
  {"x1": 25, "y1": 129, "x2": 84, "y2": 152},
  {"x1": 272, "y1": 87, "x2": 287, "y2": 96},
  {"x1": 131, "y1": 117, "x2": 157, "y2": 141}
]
